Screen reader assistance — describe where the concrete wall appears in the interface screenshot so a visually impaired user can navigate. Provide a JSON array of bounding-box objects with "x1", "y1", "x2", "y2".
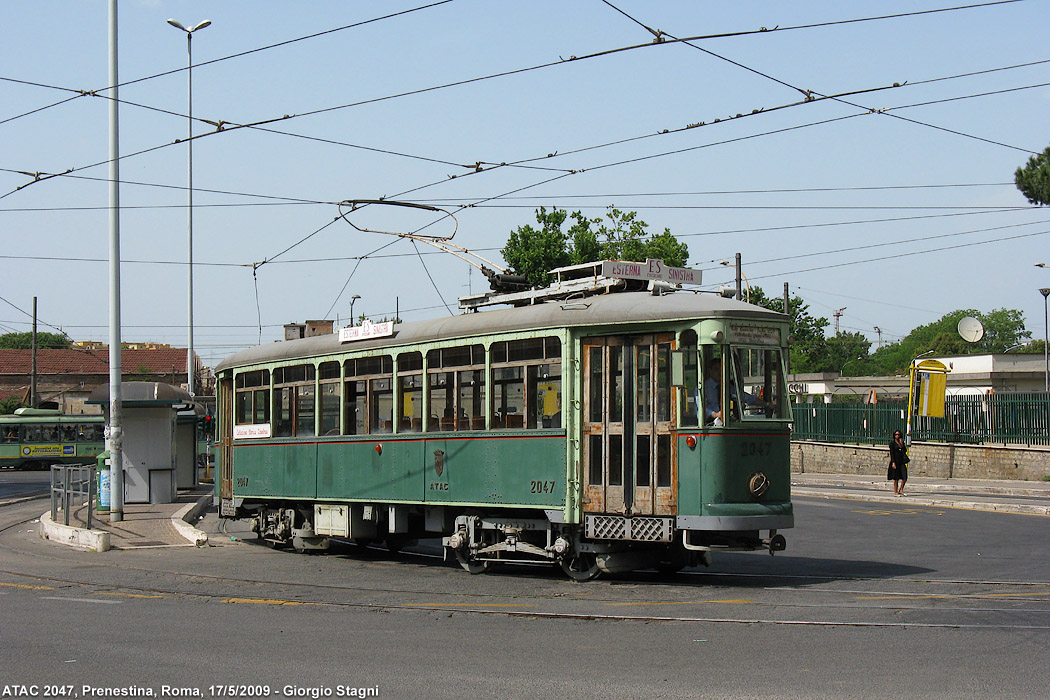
[{"x1": 792, "y1": 441, "x2": 1050, "y2": 482}]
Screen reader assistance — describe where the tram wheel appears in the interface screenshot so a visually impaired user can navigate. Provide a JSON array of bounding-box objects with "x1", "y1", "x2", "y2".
[
  {"x1": 454, "y1": 549, "x2": 490, "y2": 575},
  {"x1": 559, "y1": 552, "x2": 600, "y2": 581}
]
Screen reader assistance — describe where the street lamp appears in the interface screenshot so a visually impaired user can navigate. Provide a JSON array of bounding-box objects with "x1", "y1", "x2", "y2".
[
  {"x1": 1040, "y1": 287, "x2": 1050, "y2": 392},
  {"x1": 350, "y1": 295, "x2": 361, "y2": 325},
  {"x1": 167, "y1": 18, "x2": 211, "y2": 396}
]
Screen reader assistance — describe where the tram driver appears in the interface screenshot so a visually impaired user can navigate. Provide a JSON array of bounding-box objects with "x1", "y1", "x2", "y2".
[{"x1": 704, "y1": 355, "x2": 768, "y2": 425}]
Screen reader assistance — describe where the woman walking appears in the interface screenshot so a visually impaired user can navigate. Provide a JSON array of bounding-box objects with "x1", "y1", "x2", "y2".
[{"x1": 888, "y1": 430, "x2": 909, "y2": 496}]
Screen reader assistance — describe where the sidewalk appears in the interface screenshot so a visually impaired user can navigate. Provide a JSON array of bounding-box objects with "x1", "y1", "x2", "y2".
[
  {"x1": 792, "y1": 472, "x2": 1050, "y2": 516},
  {"x1": 39, "y1": 488, "x2": 213, "y2": 552}
]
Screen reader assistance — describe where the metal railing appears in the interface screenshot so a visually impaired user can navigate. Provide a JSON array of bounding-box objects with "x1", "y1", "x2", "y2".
[
  {"x1": 50, "y1": 464, "x2": 95, "y2": 528},
  {"x1": 791, "y1": 392, "x2": 1050, "y2": 447}
]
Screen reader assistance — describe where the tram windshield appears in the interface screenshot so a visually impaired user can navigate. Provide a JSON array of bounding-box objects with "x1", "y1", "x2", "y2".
[
  {"x1": 683, "y1": 344, "x2": 790, "y2": 426},
  {"x1": 727, "y1": 346, "x2": 790, "y2": 422}
]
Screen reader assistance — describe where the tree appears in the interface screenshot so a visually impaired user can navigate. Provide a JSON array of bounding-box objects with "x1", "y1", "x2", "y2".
[
  {"x1": 0, "y1": 332, "x2": 71, "y2": 349},
  {"x1": 502, "y1": 207, "x2": 689, "y2": 287},
  {"x1": 1015, "y1": 145, "x2": 1050, "y2": 206}
]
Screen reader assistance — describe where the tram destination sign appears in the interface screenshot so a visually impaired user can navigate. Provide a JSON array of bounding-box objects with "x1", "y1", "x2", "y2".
[
  {"x1": 339, "y1": 319, "x2": 394, "y2": 343},
  {"x1": 601, "y1": 259, "x2": 702, "y2": 285}
]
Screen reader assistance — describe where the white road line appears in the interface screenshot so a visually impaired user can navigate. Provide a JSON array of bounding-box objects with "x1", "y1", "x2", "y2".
[{"x1": 41, "y1": 596, "x2": 122, "y2": 605}]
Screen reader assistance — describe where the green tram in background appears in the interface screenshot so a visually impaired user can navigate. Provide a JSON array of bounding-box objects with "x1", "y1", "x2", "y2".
[
  {"x1": 215, "y1": 261, "x2": 793, "y2": 579},
  {"x1": 0, "y1": 408, "x2": 106, "y2": 470}
]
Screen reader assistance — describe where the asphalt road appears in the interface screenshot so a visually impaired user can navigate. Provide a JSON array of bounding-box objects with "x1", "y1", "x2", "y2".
[{"x1": 1, "y1": 494, "x2": 1048, "y2": 700}]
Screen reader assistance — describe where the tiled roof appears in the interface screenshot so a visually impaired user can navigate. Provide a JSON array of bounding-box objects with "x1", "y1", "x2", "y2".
[{"x1": 0, "y1": 348, "x2": 188, "y2": 376}]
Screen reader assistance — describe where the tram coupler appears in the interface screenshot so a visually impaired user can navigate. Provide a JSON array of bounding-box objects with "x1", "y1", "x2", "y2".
[{"x1": 766, "y1": 531, "x2": 787, "y2": 556}]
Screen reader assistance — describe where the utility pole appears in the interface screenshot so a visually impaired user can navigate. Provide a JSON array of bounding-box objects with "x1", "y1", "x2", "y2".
[
  {"x1": 833, "y1": 307, "x2": 846, "y2": 335},
  {"x1": 783, "y1": 283, "x2": 791, "y2": 374},
  {"x1": 108, "y1": 0, "x2": 124, "y2": 523},
  {"x1": 874, "y1": 326, "x2": 883, "y2": 349},
  {"x1": 735, "y1": 252, "x2": 742, "y2": 301},
  {"x1": 31, "y1": 297, "x2": 38, "y2": 408}
]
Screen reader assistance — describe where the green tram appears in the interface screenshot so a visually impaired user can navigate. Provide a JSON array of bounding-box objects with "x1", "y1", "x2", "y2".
[
  {"x1": 215, "y1": 263, "x2": 793, "y2": 579},
  {"x1": 0, "y1": 408, "x2": 106, "y2": 470}
]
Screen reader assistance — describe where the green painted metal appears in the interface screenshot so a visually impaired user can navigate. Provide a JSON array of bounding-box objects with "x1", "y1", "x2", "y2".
[
  {"x1": 677, "y1": 430, "x2": 792, "y2": 519},
  {"x1": 234, "y1": 441, "x2": 316, "y2": 499},
  {"x1": 317, "y1": 438, "x2": 422, "y2": 502}
]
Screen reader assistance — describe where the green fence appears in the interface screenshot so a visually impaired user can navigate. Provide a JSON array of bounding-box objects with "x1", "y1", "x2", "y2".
[{"x1": 791, "y1": 392, "x2": 1050, "y2": 447}]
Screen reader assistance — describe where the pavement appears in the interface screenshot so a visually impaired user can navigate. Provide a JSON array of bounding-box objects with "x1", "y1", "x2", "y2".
[
  {"x1": 38, "y1": 487, "x2": 213, "y2": 552},
  {"x1": 32, "y1": 473, "x2": 1050, "y2": 552}
]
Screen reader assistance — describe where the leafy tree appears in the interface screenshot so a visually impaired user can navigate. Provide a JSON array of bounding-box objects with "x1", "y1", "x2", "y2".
[
  {"x1": 1015, "y1": 145, "x2": 1050, "y2": 205},
  {"x1": 0, "y1": 332, "x2": 71, "y2": 349},
  {"x1": 502, "y1": 207, "x2": 688, "y2": 287},
  {"x1": 869, "y1": 308, "x2": 1031, "y2": 374},
  {"x1": 0, "y1": 396, "x2": 26, "y2": 415}
]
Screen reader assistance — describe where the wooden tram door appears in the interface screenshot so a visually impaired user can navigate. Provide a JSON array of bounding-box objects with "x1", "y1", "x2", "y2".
[
  {"x1": 582, "y1": 335, "x2": 675, "y2": 516},
  {"x1": 218, "y1": 376, "x2": 234, "y2": 502}
]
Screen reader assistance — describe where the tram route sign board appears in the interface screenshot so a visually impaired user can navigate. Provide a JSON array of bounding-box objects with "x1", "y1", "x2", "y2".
[
  {"x1": 601, "y1": 259, "x2": 702, "y2": 285},
  {"x1": 339, "y1": 320, "x2": 394, "y2": 343}
]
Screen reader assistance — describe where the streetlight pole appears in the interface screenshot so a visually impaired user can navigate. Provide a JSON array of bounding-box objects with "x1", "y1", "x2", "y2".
[
  {"x1": 1040, "y1": 288, "x2": 1050, "y2": 392},
  {"x1": 350, "y1": 295, "x2": 361, "y2": 325},
  {"x1": 167, "y1": 18, "x2": 210, "y2": 396}
]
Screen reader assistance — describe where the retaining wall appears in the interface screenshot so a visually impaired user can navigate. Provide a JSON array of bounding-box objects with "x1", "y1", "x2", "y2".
[{"x1": 791, "y1": 441, "x2": 1050, "y2": 481}]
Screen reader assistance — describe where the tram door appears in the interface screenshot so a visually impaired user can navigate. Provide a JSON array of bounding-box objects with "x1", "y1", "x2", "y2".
[
  {"x1": 582, "y1": 335, "x2": 675, "y2": 516},
  {"x1": 218, "y1": 376, "x2": 234, "y2": 502}
]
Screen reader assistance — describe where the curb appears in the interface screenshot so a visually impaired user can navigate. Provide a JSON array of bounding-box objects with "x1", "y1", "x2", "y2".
[
  {"x1": 792, "y1": 487, "x2": 1050, "y2": 516},
  {"x1": 172, "y1": 494, "x2": 212, "y2": 547},
  {"x1": 38, "y1": 510, "x2": 111, "y2": 552}
]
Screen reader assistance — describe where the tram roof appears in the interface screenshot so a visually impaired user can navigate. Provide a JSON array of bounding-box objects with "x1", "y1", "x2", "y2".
[{"x1": 216, "y1": 291, "x2": 786, "y2": 372}]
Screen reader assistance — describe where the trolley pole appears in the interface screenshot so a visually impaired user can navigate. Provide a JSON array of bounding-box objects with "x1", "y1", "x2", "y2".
[{"x1": 108, "y1": 0, "x2": 124, "y2": 522}]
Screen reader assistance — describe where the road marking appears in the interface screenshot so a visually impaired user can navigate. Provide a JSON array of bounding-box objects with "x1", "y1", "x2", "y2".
[
  {"x1": 222, "y1": 597, "x2": 307, "y2": 606},
  {"x1": 41, "y1": 596, "x2": 122, "y2": 604},
  {"x1": 0, "y1": 581, "x2": 54, "y2": 591},
  {"x1": 605, "y1": 599, "x2": 752, "y2": 606},
  {"x1": 98, "y1": 591, "x2": 164, "y2": 599},
  {"x1": 422, "y1": 602, "x2": 539, "y2": 608}
]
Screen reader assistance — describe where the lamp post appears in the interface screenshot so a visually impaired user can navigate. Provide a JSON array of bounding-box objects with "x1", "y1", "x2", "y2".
[
  {"x1": 167, "y1": 18, "x2": 211, "y2": 396},
  {"x1": 1040, "y1": 287, "x2": 1050, "y2": 392},
  {"x1": 350, "y1": 294, "x2": 361, "y2": 325}
]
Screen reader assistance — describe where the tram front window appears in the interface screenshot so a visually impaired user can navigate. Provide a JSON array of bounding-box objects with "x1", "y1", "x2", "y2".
[{"x1": 728, "y1": 347, "x2": 789, "y2": 422}]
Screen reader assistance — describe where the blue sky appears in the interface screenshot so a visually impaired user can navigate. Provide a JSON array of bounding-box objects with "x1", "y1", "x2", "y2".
[{"x1": 3, "y1": 1, "x2": 1049, "y2": 368}]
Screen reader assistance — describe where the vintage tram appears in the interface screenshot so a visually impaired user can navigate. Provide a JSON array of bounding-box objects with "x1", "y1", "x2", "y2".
[{"x1": 215, "y1": 261, "x2": 793, "y2": 579}]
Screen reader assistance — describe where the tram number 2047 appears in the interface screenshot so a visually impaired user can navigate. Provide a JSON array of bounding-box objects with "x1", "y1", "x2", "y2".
[
  {"x1": 740, "y1": 441, "x2": 773, "y2": 458},
  {"x1": 530, "y1": 480, "x2": 557, "y2": 494}
]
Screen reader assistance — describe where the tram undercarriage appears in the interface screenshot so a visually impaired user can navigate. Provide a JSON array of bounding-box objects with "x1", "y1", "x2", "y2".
[{"x1": 242, "y1": 502, "x2": 785, "y2": 580}]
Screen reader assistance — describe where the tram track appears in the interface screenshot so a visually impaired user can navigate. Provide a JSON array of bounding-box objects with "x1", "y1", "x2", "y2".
[{"x1": 2, "y1": 513, "x2": 1050, "y2": 632}]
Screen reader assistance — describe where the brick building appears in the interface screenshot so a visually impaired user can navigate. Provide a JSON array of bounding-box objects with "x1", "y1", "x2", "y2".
[{"x1": 0, "y1": 345, "x2": 210, "y2": 414}]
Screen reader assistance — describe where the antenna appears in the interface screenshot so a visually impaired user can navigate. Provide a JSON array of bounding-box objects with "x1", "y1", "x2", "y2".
[{"x1": 957, "y1": 316, "x2": 984, "y2": 353}]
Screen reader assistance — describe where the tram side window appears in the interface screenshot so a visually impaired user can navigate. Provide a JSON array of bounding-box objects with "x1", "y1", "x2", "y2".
[
  {"x1": 2, "y1": 426, "x2": 18, "y2": 442},
  {"x1": 344, "y1": 356, "x2": 393, "y2": 435},
  {"x1": 24, "y1": 426, "x2": 42, "y2": 443},
  {"x1": 491, "y1": 337, "x2": 562, "y2": 430},
  {"x1": 78, "y1": 424, "x2": 104, "y2": 442},
  {"x1": 427, "y1": 345, "x2": 485, "y2": 431},
  {"x1": 273, "y1": 364, "x2": 316, "y2": 437},
  {"x1": 319, "y1": 361, "x2": 340, "y2": 436},
  {"x1": 235, "y1": 370, "x2": 271, "y2": 426},
  {"x1": 60, "y1": 425, "x2": 77, "y2": 442},
  {"x1": 398, "y1": 352, "x2": 423, "y2": 432}
]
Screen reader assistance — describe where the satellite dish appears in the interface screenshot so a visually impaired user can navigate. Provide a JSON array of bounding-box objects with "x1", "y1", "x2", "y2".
[{"x1": 957, "y1": 316, "x2": 984, "y2": 343}]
